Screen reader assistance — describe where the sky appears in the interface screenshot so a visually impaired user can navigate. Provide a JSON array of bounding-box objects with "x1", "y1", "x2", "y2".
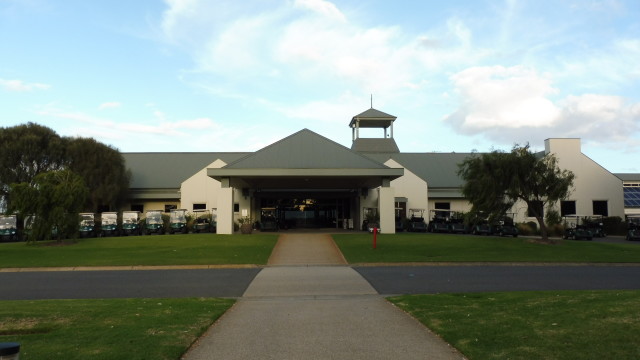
[{"x1": 1, "y1": 0, "x2": 639, "y2": 172}]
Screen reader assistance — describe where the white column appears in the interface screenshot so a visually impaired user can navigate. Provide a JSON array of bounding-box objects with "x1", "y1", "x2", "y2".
[
  {"x1": 217, "y1": 178, "x2": 234, "y2": 234},
  {"x1": 379, "y1": 179, "x2": 395, "y2": 234}
]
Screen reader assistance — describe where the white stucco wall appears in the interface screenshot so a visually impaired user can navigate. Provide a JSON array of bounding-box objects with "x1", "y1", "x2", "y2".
[
  {"x1": 180, "y1": 159, "x2": 227, "y2": 212},
  {"x1": 544, "y1": 138, "x2": 624, "y2": 218},
  {"x1": 385, "y1": 159, "x2": 429, "y2": 218}
]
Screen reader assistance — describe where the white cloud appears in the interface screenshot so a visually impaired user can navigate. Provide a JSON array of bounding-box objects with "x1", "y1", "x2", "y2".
[
  {"x1": 32, "y1": 103, "x2": 283, "y2": 152},
  {"x1": 444, "y1": 65, "x2": 640, "y2": 146},
  {"x1": 98, "y1": 102, "x2": 121, "y2": 110},
  {"x1": 161, "y1": 0, "x2": 485, "y2": 101},
  {"x1": 0, "y1": 78, "x2": 50, "y2": 92},
  {"x1": 446, "y1": 65, "x2": 560, "y2": 130},
  {"x1": 293, "y1": 0, "x2": 346, "y2": 22}
]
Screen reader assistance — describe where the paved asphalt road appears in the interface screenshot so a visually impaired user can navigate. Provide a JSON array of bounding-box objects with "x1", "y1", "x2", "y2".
[
  {"x1": 355, "y1": 265, "x2": 640, "y2": 295},
  {"x1": 0, "y1": 268, "x2": 261, "y2": 300},
  {"x1": 1, "y1": 265, "x2": 639, "y2": 300}
]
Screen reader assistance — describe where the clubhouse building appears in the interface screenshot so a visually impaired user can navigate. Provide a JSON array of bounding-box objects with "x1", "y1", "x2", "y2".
[{"x1": 122, "y1": 108, "x2": 625, "y2": 234}]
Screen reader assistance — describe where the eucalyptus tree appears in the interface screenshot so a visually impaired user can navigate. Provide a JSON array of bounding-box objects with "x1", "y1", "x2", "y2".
[
  {"x1": 458, "y1": 144, "x2": 575, "y2": 243},
  {"x1": 0, "y1": 123, "x2": 66, "y2": 210},
  {"x1": 10, "y1": 170, "x2": 88, "y2": 242},
  {"x1": 65, "y1": 137, "x2": 131, "y2": 212}
]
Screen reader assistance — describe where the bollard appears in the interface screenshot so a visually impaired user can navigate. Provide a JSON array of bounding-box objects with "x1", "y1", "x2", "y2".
[
  {"x1": 373, "y1": 227, "x2": 378, "y2": 249},
  {"x1": 0, "y1": 342, "x2": 20, "y2": 360}
]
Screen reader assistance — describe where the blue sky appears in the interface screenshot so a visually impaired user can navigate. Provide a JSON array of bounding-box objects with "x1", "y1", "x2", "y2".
[{"x1": 1, "y1": 0, "x2": 639, "y2": 172}]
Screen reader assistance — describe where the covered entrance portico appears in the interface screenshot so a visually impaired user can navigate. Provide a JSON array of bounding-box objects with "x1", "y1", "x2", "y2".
[
  {"x1": 207, "y1": 129, "x2": 403, "y2": 234},
  {"x1": 257, "y1": 191, "x2": 353, "y2": 229}
]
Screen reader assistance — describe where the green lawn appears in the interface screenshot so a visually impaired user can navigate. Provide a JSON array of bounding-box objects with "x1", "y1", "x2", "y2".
[
  {"x1": 388, "y1": 290, "x2": 640, "y2": 360},
  {"x1": 333, "y1": 233, "x2": 640, "y2": 263},
  {"x1": 0, "y1": 297, "x2": 234, "y2": 360},
  {"x1": 0, "y1": 234, "x2": 278, "y2": 268}
]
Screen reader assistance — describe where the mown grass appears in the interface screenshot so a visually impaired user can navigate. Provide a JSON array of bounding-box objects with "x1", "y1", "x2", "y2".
[
  {"x1": 0, "y1": 297, "x2": 234, "y2": 360},
  {"x1": 0, "y1": 234, "x2": 278, "y2": 268},
  {"x1": 333, "y1": 233, "x2": 640, "y2": 263},
  {"x1": 388, "y1": 290, "x2": 640, "y2": 360}
]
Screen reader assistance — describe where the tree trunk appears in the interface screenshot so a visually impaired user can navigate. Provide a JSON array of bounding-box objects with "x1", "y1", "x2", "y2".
[{"x1": 535, "y1": 216, "x2": 556, "y2": 244}]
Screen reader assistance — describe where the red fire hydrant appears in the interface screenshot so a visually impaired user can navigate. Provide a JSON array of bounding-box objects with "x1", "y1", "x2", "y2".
[{"x1": 373, "y1": 227, "x2": 378, "y2": 249}]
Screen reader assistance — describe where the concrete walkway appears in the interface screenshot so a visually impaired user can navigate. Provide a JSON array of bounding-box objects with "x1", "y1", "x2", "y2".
[{"x1": 182, "y1": 234, "x2": 465, "y2": 360}]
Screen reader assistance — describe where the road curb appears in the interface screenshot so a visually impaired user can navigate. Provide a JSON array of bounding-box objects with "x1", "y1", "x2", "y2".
[{"x1": 0, "y1": 264, "x2": 261, "y2": 272}]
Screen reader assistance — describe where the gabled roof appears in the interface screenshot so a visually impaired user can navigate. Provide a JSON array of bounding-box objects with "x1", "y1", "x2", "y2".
[
  {"x1": 123, "y1": 152, "x2": 249, "y2": 189},
  {"x1": 224, "y1": 129, "x2": 390, "y2": 169},
  {"x1": 209, "y1": 129, "x2": 403, "y2": 189}
]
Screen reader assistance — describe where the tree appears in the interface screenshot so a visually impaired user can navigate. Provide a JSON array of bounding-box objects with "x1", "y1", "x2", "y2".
[
  {"x1": 458, "y1": 144, "x2": 575, "y2": 243},
  {"x1": 10, "y1": 170, "x2": 88, "y2": 243},
  {"x1": 65, "y1": 137, "x2": 131, "y2": 212},
  {"x1": 0, "y1": 123, "x2": 67, "y2": 210}
]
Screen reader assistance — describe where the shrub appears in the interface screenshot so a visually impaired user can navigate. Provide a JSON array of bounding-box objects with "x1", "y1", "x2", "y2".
[
  {"x1": 545, "y1": 208, "x2": 562, "y2": 226},
  {"x1": 517, "y1": 222, "x2": 534, "y2": 235},
  {"x1": 548, "y1": 223, "x2": 565, "y2": 237}
]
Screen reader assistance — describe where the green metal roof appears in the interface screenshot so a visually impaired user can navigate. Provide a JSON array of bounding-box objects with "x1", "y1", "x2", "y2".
[
  {"x1": 349, "y1": 108, "x2": 397, "y2": 128},
  {"x1": 123, "y1": 152, "x2": 249, "y2": 189},
  {"x1": 615, "y1": 173, "x2": 640, "y2": 181},
  {"x1": 364, "y1": 152, "x2": 473, "y2": 188},
  {"x1": 351, "y1": 138, "x2": 400, "y2": 153},
  {"x1": 224, "y1": 129, "x2": 390, "y2": 170}
]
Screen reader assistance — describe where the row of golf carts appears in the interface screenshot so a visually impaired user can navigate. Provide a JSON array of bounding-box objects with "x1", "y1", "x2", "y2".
[
  {"x1": 0, "y1": 209, "x2": 217, "y2": 241},
  {"x1": 394, "y1": 210, "x2": 627, "y2": 241},
  {"x1": 395, "y1": 209, "x2": 520, "y2": 237}
]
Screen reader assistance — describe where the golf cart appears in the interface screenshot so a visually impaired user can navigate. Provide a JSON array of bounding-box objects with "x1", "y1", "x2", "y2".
[
  {"x1": 121, "y1": 211, "x2": 142, "y2": 236},
  {"x1": 260, "y1": 207, "x2": 278, "y2": 231},
  {"x1": 562, "y1": 215, "x2": 593, "y2": 240},
  {"x1": 0, "y1": 214, "x2": 19, "y2": 242},
  {"x1": 79, "y1": 213, "x2": 97, "y2": 238},
  {"x1": 145, "y1": 210, "x2": 165, "y2": 235},
  {"x1": 428, "y1": 209, "x2": 450, "y2": 233},
  {"x1": 492, "y1": 213, "x2": 518, "y2": 237},
  {"x1": 470, "y1": 213, "x2": 492, "y2": 235},
  {"x1": 169, "y1": 209, "x2": 188, "y2": 234},
  {"x1": 583, "y1": 215, "x2": 606, "y2": 238},
  {"x1": 626, "y1": 215, "x2": 640, "y2": 241},
  {"x1": 192, "y1": 209, "x2": 214, "y2": 233},
  {"x1": 408, "y1": 209, "x2": 427, "y2": 232},
  {"x1": 100, "y1": 212, "x2": 119, "y2": 237},
  {"x1": 448, "y1": 212, "x2": 468, "y2": 234}
]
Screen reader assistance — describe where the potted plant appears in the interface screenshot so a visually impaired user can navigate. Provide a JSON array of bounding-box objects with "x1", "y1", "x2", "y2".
[{"x1": 237, "y1": 216, "x2": 253, "y2": 234}]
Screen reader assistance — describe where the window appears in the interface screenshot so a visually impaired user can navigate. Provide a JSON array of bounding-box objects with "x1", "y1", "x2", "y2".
[
  {"x1": 131, "y1": 204, "x2": 143, "y2": 212},
  {"x1": 560, "y1": 201, "x2": 576, "y2": 217},
  {"x1": 623, "y1": 187, "x2": 640, "y2": 208},
  {"x1": 193, "y1": 203, "x2": 206, "y2": 210},
  {"x1": 165, "y1": 204, "x2": 177, "y2": 213},
  {"x1": 434, "y1": 202, "x2": 450, "y2": 219},
  {"x1": 233, "y1": 203, "x2": 240, "y2": 213},
  {"x1": 394, "y1": 201, "x2": 406, "y2": 219},
  {"x1": 593, "y1": 201, "x2": 608, "y2": 216},
  {"x1": 527, "y1": 201, "x2": 544, "y2": 218}
]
